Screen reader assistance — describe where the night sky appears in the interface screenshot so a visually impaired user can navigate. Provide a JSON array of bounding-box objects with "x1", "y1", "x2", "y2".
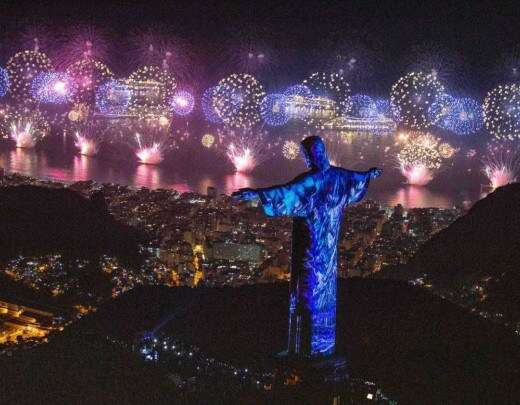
[{"x1": 1, "y1": 1, "x2": 520, "y2": 93}]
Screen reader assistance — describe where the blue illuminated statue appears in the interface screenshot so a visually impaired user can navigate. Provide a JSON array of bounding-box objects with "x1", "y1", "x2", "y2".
[{"x1": 233, "y1": 136, "x2": 382, "y2": 358}]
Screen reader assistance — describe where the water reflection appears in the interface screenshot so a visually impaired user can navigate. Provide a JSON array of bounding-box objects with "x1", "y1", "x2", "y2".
[
  {"x1": 8, "y1": 148, "x2": 47, "y2": 175},
  {"x1": 170, "y1": 183, "x2": 191, "y2": 193},
  {"x1": 44, "y1": 166, "x2": 74, "y2": 182},
  {"x1": 72, "y1": 155, "x2": 96, "y2": 182},
  {"x1": 134, "y1": 164, "x2": 162, "y2": 189},
  {"x1": 385, "y1": 186, "x2": 452, "y2": 208},
  {"x1": 224, "y1": 173, "x2": 252, "y2": 194},
  {"x1": 0, "y1": 146, "x2": 477, "y2": 208}
]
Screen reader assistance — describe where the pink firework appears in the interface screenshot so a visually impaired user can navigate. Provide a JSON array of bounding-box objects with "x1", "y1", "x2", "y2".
[
  {"x1": 218, "y1": 127, "x2": 275, "y2": 173},
  {"x1": 170, "y1": 89, "x2": 195, "y2": 116},
  {"x1": 72, "y1": 118, "x2": 107, "y2": 156},
  {"x1": 485, "y1": 166, "x2": 517, "y2": 189},
  {"x1": 482, "y1": 142, "x2": 519, "y2": 189},
  {"x1": 57, "y1": 25, "x2": 110, "y2": 69},
  {"x1": 75, "y1": 132, "x2": 99, "y2": 156},
  {"x1": 11, "y1": 122, "x2": 37, "y2": 148},
  {"x1": 123, "y1": 116, "x2": 173, "y2": 165},
  {"x1": 128, "y1": 30, "x2": 193, "y2": 82},
  {"x1": 133, "y1": 130, "x2": 168, "y2": 165},
  {"x1": 9, "y1": 109, "x2": 50, "y2": 149},
  {"x1": 226, "y1": 144, "x2": 257, "y2": 173},
  {"x1": 135, "y1": 142, "x2": 164, "y2": 165},
  {"x1": 399, "y1": 164, "x2": 434, "y2": 186},
  {"x1": 18, "y1": 26, "x2": 56, "y2": 54}
]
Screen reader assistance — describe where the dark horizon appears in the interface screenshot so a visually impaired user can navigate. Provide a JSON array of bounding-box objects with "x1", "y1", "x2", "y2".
[{"x1": 1, "y1": 0, "x2": 520, "y2": 93}]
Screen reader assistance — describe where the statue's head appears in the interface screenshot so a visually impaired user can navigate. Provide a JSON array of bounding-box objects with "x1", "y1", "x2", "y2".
[{"x1": 300, "y1": 136, "x2": 330, "y2": 171}]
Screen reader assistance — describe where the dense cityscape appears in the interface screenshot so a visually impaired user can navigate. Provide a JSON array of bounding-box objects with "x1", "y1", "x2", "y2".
[
  {"x1": 0, "y1": 171, "x2": 462, "y2": 305},
  {"x1": 4, "y1": 168, "x2": 510, "y2": 330}
]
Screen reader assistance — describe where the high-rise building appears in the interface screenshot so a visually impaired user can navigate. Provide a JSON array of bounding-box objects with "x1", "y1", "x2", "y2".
[
  {"x1": 207, "y1": 186, "x2": 217, "y2": 198},
  {"x1": 207, "y1": 241, "x2": 263, "y2": 264}
]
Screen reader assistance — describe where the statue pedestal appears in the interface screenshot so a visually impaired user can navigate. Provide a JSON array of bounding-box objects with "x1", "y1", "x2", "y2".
[
  {"x1": 270, "y1": 354, "x2": 350, "y2": 404},
  {"x1": 273, "y1": 354, "x2": 350, "y2": 386}
]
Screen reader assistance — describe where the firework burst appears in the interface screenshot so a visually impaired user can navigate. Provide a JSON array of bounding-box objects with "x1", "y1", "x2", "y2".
[
  {"x1": 65, "y1": 102, "x2": 92, "y2": 134},
  {"x1": 56, "y1": 25, "x2": 111, "y2": 69},
  {"x1": 438, "y1": 142, "x2": 456, "y2": 159},
  {"x1": 66, "y1": 58, "x2": 114, "y2": 104},
  {"x1": 6, "y1": 50, "x2": 53, "y2": 102},
  {"x1": 132, "y1": 128, "x2": 169, "y2": 165},
  {"x1": 390, "y1": 71, "x2": 445, "y2": 129},
  {"x1": 282, "y1": 140, "x2": 300, "y2": 160},
  {"x1": 373, "y1": 98, "x2": 399, "y2": 121},
  {"x1": 482, "y1": 142, "x2": 520, "y2": 189},
  {"x1": 124, "y1": 115, "x2": 173, "y2": 164},
  {"x1": 128, "y1": 30, "x2": 166, "y2": 67},
  {"x1": 201, "y1": 133, "x2": 216, "y2": 148},
  {"x1": 225, "y1": 37, "x2": 277, "y2": 77},
  {"x1": 483, "y1": 84, "x2": 520, "y2": 141},
  {"x1": 405, "y1": 43, "x2": 465, "y2": 84},
  {"x1": 75, "y1": 134, "x2": 100, "y2": 156},
  {"x1": 8, "y1": 107, "x2": 50, "y2": 148},
  {"x1": 283, "y1": 84, "x2": 313, "y2": 98},
  {"x1": 17, "y1": 26, "x2": 56, "y2": 55},
  {"x1": 428, "y1": 93, "x2": 457, "y2": 129},
  {"x1": 30, "y1": 71, "x2": 77, "y2": 104},
  {"x1": 217, "y1": 127, "x2": 274, "y2": 173},
  {"x1": 446, "y1": 97, "x2": 483, "y2": 135},
  {"x1": 0, "y1": 67, "x2": 9, "y2": 98},
  {"x1": 73, "y1": 119, "x2": 107, "y2": 156},
  {"x1": 95, "y1": 80, "x2": 132, "y2": 115},
  {"x1": 213, "y1": 73, "x2": 265, "y2": 128},
  {"x1": 128, "y1": 30, "x2": 194, "y2": 83},
  {"x1": 226, "y1": 144, "x2": 257, "y2": 173},
  {"x1": 260, "y1": 93, "x2": 289, "y2": 126},
  {"x1": 414, "y1": 131, "x2": 440, "y2": 148},
  {"x1": 303, "y1": 72, "x2": 350, "y2": 109},
  {"x1": 127, "y1": 65, "x2": 177, "y2": 119},
  {"x1": 346, "y1": 94, "x2": 377, "y2": 118},
  {"x1": 324, "y1": 41, "x2": 377, "y2": 83},
  {"x1": 135, "y1": 139, "x2": 165, "y2": 165},
  {"x1": 397, "y1": 140, "x2": 442, "y2": 186},
  {"x1": 201, "y1": 86, "x2": 223, "y2": 124},
  {"x1": 170, "y1": 89, "x2": 195, "y2": 116}
]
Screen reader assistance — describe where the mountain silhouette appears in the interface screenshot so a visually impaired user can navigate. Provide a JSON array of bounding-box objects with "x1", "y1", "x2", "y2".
[
  {"x1": 403, "y1": 183, "x2": 520, "y2": 323},
  {"x1": 5, "y1": 280, "x2": 516, "y2": 404},
  {"x1": 0, "y1": 185, "x2": 141, "y2": 264}
]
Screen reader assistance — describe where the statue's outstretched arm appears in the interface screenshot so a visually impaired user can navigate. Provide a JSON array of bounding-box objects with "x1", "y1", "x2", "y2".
[
  {"x1": 346, "y1": 167, "x2": 383, "y2": 181},
  {"x1": 233, "y1": 173, "x2": 316, "y2": 217},
  {"x1": 343, "y1": 167, "x2": 383, "y2": 205}
]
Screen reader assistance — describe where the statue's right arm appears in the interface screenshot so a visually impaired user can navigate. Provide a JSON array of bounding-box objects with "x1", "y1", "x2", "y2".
[{"x1": 255, "y1": 173, "x2": 317, "y2": 217}]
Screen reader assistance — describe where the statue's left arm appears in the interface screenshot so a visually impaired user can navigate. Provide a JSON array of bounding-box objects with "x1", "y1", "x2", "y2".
[
  {"x1": 232, "y1": 173, "x2": 317, "y2": 217},
  {"x1": 343, "y1": 167, "x2": 382, "y2": 205}
]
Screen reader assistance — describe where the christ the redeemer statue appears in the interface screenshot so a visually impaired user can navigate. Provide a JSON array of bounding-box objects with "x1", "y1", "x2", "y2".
[{"x1": 233, "y1": 136, "x2": 382, "y2": 358}]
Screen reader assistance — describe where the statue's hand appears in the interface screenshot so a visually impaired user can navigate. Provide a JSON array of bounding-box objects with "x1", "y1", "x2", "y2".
[
  {"x1": 232, "y1": 188, "x2": 259, "y2": 201},
  {"x1": 369, "y1": 167, "x2": 383, "y2": 180}
]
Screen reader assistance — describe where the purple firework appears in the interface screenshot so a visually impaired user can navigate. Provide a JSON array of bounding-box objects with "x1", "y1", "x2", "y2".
[
  {"x1": 170, "y1": 89, "x2": 195, "y2": 116},
  {"x1": 30, "y1": 72, "x2": 76, "y2": 104}
]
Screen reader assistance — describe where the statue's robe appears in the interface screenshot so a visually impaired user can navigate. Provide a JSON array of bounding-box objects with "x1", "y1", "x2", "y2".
[{"x1": 258, "y1": 167, "x2": 372, "y2": 357}]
